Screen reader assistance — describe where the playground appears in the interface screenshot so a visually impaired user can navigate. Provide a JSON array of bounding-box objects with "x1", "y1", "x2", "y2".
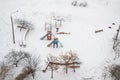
[{"x1": 0, "y1": 0, "x2": 120, "y2": 80}]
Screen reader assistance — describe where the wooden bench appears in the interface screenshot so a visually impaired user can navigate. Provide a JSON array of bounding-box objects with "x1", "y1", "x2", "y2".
[{"x1": 95, "y1": 29, "x2": 103, "y2": 33}]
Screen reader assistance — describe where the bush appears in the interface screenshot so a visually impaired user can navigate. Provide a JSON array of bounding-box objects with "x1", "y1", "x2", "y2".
[
  {"x1": 110, "y1": 65, "x2": 120, "y2": 80},
  {"x1": 71, "y1": 0, "x2": 88, "y2": 7},
  {"x1": 79, "y1": 1, "x2": 87, "y2": 7},
  {"x1": 15, "y1": 66, "x2": 32, "y2": 80},
  {"x1": 0, "y1": 62, "x2": 11, "y2": 80},
  {"x1": 71, "y1": 1, "x2": 77, "y2": 6}
]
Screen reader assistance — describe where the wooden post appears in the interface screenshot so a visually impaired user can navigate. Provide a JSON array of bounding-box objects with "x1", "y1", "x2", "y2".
[
  {"x1": 65, "y1": 63, "x2": 68, "y2": 74},
  {"x1": 51, "y1": 63, "x2": 53, "y2": 78},
  {"x1": 95, "y1": 29, "x2": 103, "y2": 33},
  {"x1": 73, "y1": 63, "x2": 75, "y2": 72},
  {"x1": 10, "y1": 16, "x2": 15, "y2": 44},
  {"x1": 43, "y1": 63, "x2": 50, "y2": 72}
]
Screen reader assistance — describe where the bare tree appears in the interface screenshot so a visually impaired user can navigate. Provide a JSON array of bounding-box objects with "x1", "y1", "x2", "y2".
[
  {"x1": 46, "y1": 54, "x2": 60, "y2": 70},
  {"x1": 113, "y1": 38, "x2": 120, "y2": 60},
  {"x1": 113, "y1": 25, "x2": 120, "y2": 60},
  {"x1": 45, "y1": 54, "x2": 60, "y2": 78},
  {"x1": 43, "y1": 51, "x2": 81, "y2": 78},
  {"x1": 5, "y1": 50, "x2": 30, "y2": 67},
  {"x1": 15, "y1": 19, "x2": 33, "y2": 31},
  {"x1": 60, "y1": 50, "x2": 80, "y2": 73},
  {"x1": 25, "y1": 54, "x2": 40, "y2": 79}
]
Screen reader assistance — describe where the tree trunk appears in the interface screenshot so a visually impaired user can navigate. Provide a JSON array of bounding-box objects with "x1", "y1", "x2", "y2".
[
  {"x1": 73, "y1": 63, "x2": 75, "y2": 72},
  {"x1": 32, "y1": 73, "x2": 35, "y2": 79},
  {"x1": 15, "y1": 63, "x2": 18, "y2": 67},
  {"x1": 65, "y1": 64, "x2": 68, "y2": 74},
  {"x1": 20, "y1": 28, "x2": 22, "y2": 31}
]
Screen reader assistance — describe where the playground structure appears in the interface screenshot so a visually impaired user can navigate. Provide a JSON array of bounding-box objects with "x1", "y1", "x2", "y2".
[
  {"x1": 19, "y1": 28, "x2": 30, "y2": 47},
  {"x1": 52, "y1": 16, "x2": 64, "y2": 27},
  {"x1": 44, "y1": 22, "x2": 52, "y2": 31},
  {"x1": 51, "y1": 16, "x2": 65, "y2": 32},
  {"x1": 40, "y1": 30, "x2": 55, "y2": 40},
  {"x1": 40, "y1": 15, "x2": 71, "y2": 48},
  {"x1": 17, "y1": 25, "x2": 27, "y2": 31},
  {"x1": 56, "y1": 32, "x2": 71, "y2": 35},
  {"x1": 14, "y1": 19, "x2": 33, "y2": 47},
  {"x1": 47, "y1": 38, "x2": 63, "y2": 48}
]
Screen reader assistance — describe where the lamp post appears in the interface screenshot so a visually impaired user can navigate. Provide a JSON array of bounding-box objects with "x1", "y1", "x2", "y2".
[{"x1": 10, "y1": 10, "x2": 18, "y2": 44}]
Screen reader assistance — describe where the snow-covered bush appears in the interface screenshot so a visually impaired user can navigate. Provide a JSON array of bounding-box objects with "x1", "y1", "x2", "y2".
[
  {"x1": 71, "y1": 1, "x2": 77, "y2": 6},
  {"x1": 79, "y1": 1, "x2": 87, "y2": 7},
  {"x1": 15, "y1": 19, "x2": 33, "y2": 31},
  {"x1": 5, "y1": 50, "x2": 30, "y2": 67},
  {"x1": 71, "y1": 0, "x2": 88, "y2": 7}
]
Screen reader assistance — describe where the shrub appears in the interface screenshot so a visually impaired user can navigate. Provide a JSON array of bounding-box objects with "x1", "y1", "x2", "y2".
[{"x1": 110, "y1": 65, "x2": 120, "y2": 80}]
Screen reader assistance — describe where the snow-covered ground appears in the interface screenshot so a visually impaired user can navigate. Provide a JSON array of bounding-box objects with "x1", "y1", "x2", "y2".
[{"x1": 0, "y1": 0, "x2": 120, "y2": 80}]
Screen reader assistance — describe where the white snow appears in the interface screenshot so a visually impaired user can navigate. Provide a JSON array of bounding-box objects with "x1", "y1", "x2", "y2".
[{"x1": 0, "y1": 0, "x2": 120, "y2": 80}]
